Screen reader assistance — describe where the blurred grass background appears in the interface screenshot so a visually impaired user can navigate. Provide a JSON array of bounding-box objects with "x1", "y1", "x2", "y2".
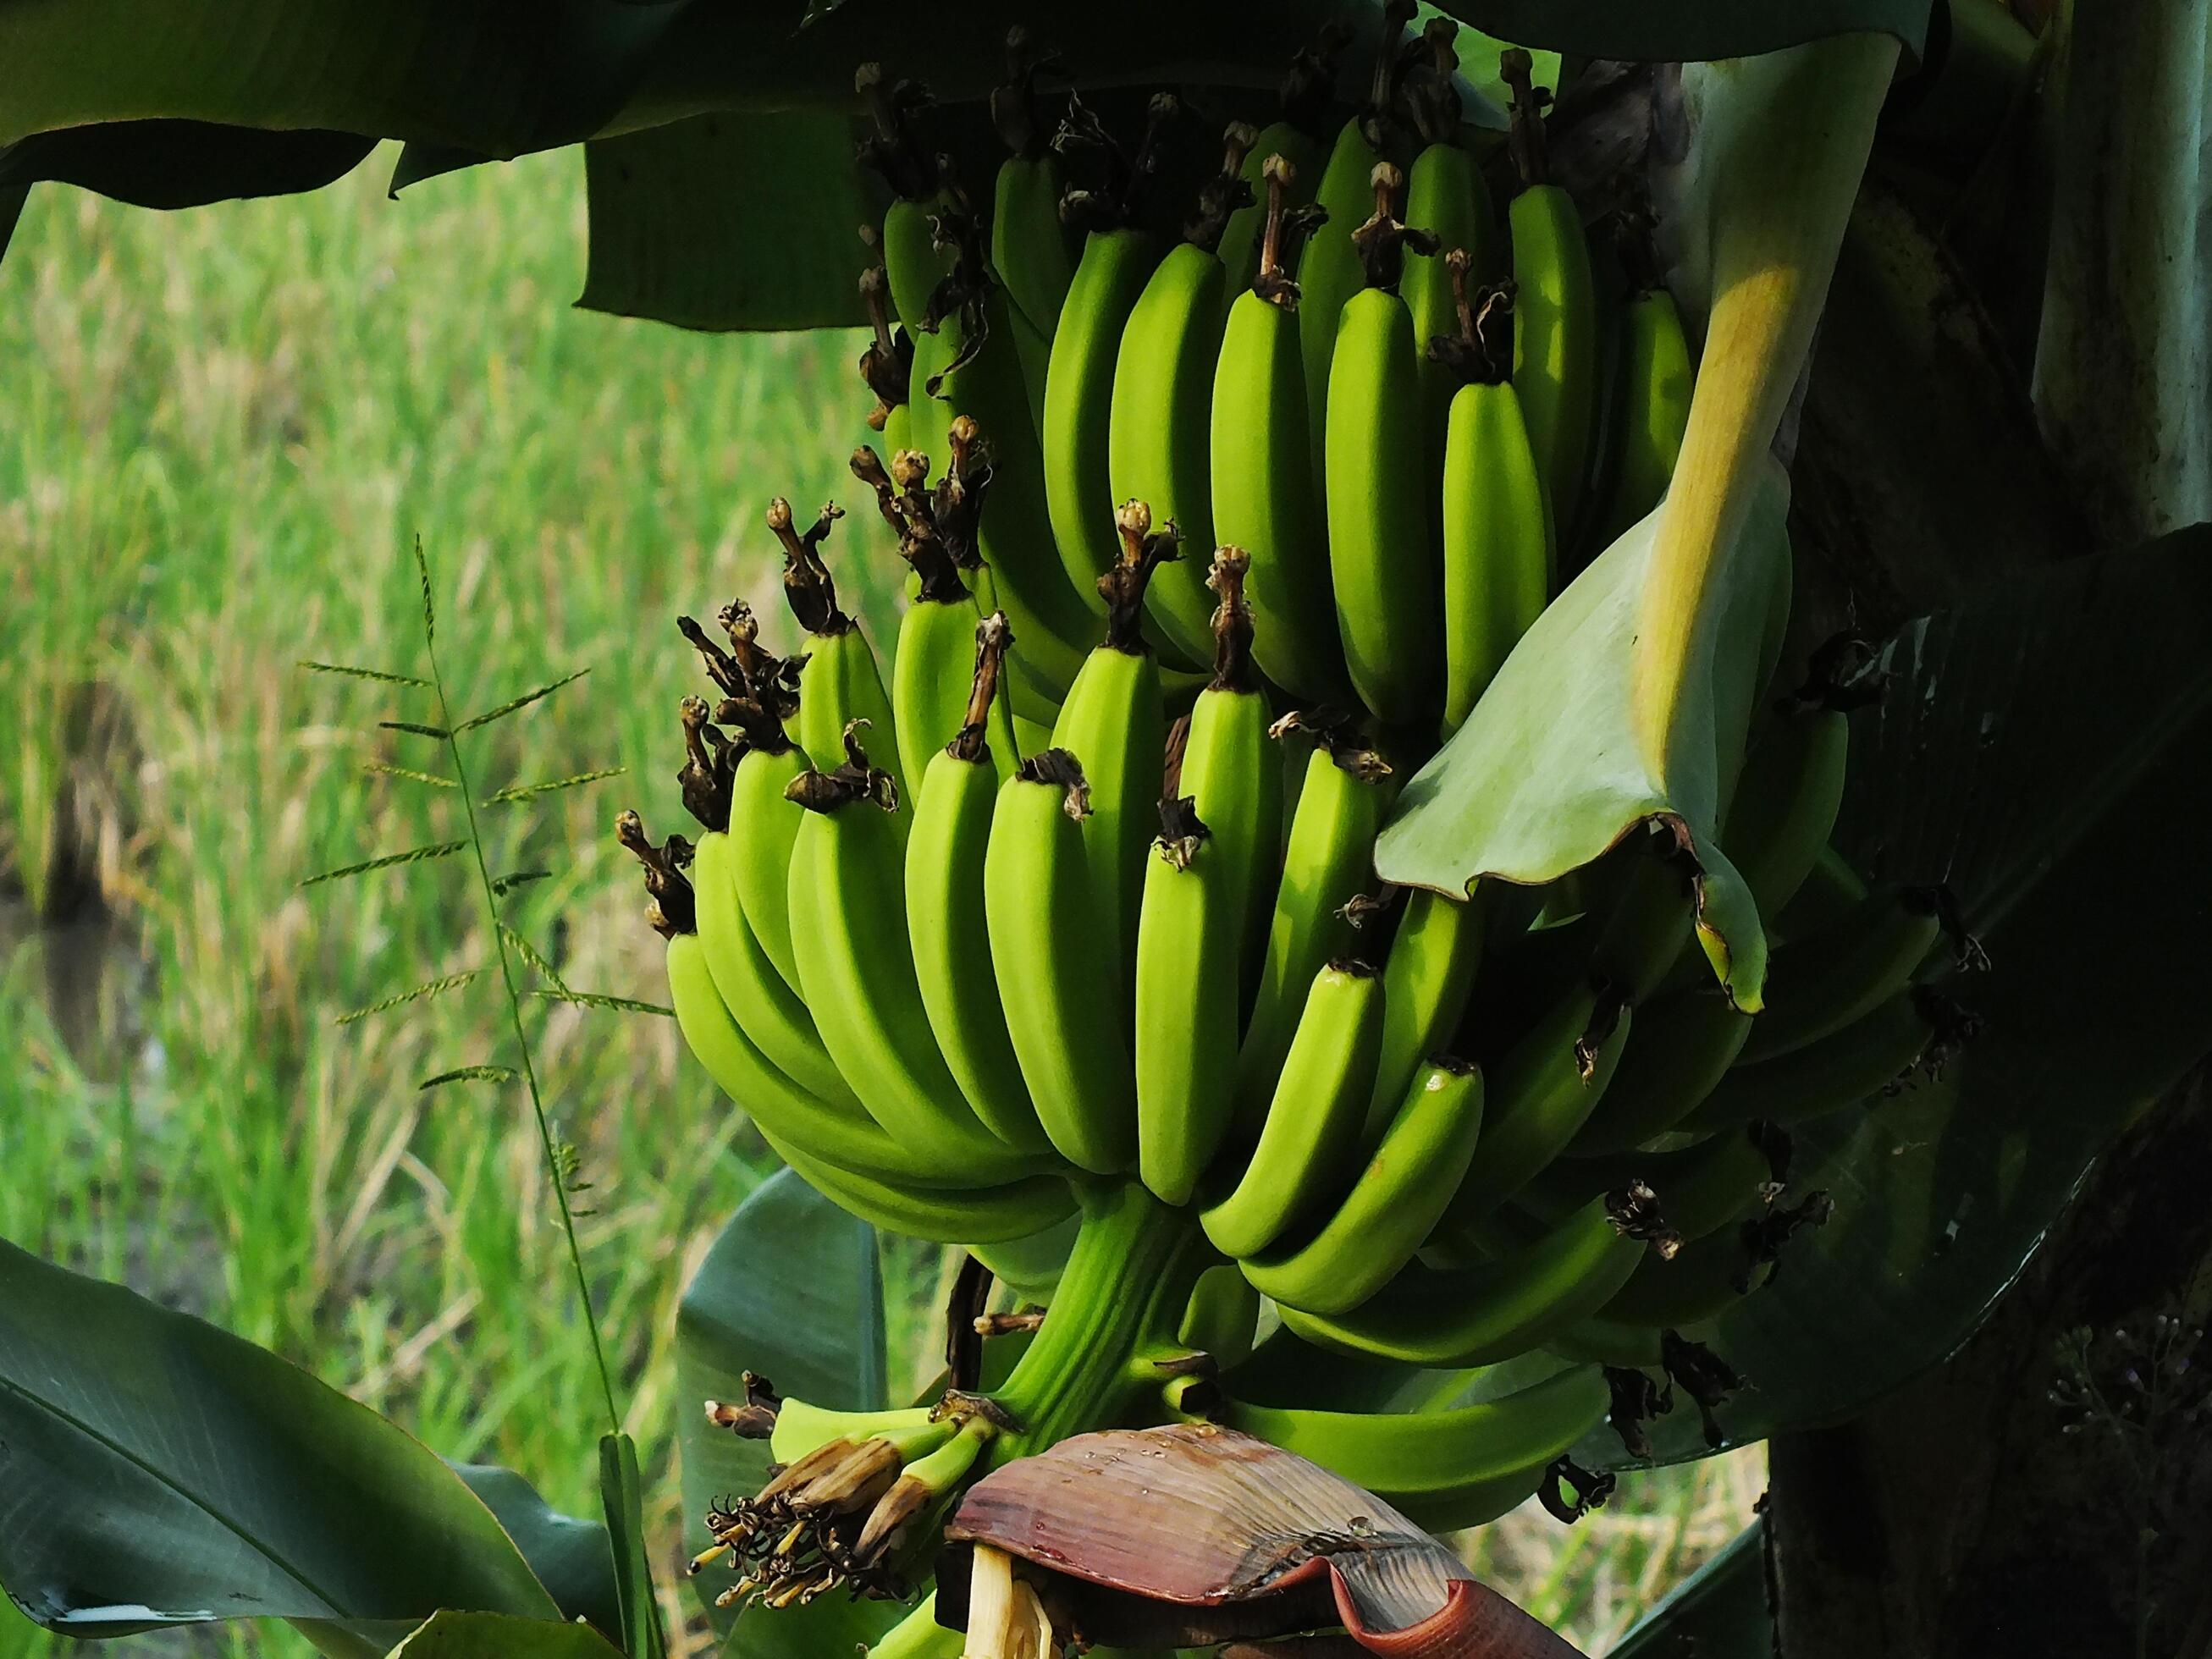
[{"x1": 0, "y1": 146, "x2": 1761, "y2": 1657}]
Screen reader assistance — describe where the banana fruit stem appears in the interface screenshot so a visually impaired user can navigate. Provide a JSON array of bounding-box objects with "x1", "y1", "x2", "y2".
[
  {"x1": 1631, "y1": 33, "x2": 1899, "y2": 774},
  {"x1": 990, "y1": 1182, "x2": 1213, "y2": 1458}
]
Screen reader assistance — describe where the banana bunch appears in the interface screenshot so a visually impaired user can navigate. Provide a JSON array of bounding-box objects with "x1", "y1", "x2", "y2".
[{"x1": 616, "y1": 23, "x2": 1980, "y2": 1649}]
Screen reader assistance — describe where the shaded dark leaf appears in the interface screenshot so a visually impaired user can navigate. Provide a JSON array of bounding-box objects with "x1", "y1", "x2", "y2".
[
  {"x1": 1608, "y1": 1519, "x2": 1768, "y2": 1657},
  {"x1": 450, "y1": 1463, "x2": 622, "y2": 1640},
  {"x1": 0, "y1": 121, "x2": 372, "y2": 208},
  {"x1": 381, "y1": 1610, "x2": 626, "y2": 1657},
  {"x1": 1434, "y1": 0, "x2": 1931, "y2": 62}
]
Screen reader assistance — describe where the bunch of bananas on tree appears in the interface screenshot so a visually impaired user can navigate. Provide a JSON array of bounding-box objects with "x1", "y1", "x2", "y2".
[{"x1": 616, "y1": 14, "x2": 1976, "y2": 1654}]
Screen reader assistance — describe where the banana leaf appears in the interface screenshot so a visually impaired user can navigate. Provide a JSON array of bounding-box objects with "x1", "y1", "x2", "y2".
[
  {"x1": 450, "y1": 1463, "x2": 623, "y2": 1640},
  {"x1": 1576, "y1": 523, "x2": 2212, "y2": 1468},
  {"x1": 1607, "y1": 1520, "x2": 1768, "y2": 1657},
  {"x1": 382, "y1": 1610, "x2": 626, "y2": 1657},
  {"x1": 0, "y1": 1238, "x2": 560, "y2": 1645}
]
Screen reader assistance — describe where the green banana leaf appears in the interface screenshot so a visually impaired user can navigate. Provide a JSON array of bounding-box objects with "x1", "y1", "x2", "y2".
[
  {"x1": 383, "y1": 1610, "x2": 626, "y2": 1658},
  {"x1": 599, "y1": 1432, "x2": 669, "y2": 1659},
  {"x1": 1578, "y1": 524, "x2": 2212, "y2": 1467},
  {"x1": 1607, "y1": 1521, "x2": 1769, "y2": 1657},
  {"x1": 1434, "y1": 0, "x2": 1930, "y2": 62},
  {"x1": 0, "y1": 121, "x2": 374, "y2": 208},
  {"x1": 677, "y1": 1166, "x2": 891, "y2": 1640},
  {"x1": 451, "y1": 1463, "x2": 623, "y2": 1640},
  {"x1": 0, "y1": 1237, "x2": 560, "y2": 1642}
]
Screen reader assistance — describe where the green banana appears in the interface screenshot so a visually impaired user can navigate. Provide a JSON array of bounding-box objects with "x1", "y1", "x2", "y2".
[
  {"x1": 1433, "y1": 260, "x2": 1553, "y2": 736},
  {"x1": 1278, "y1": 1188, "x2": 1660, "y2": 1367},
  {"x1": 988, "y1": 29, "x2": 1074, "y2": 426},
  {"x1": 1174, "y1": 550, "x2": 1285, "y2": 984},
  {"x1": 1238, "y1": 1056, "x2": 1483, "y2": 1316},
  {"x1": 1779, "y1": 841, "x2": 1868, "y2": 937},
  {"x1": 856, "y1": 63, "x2": 954, "y2": 351},
  {"x1": 1137, "y1": 551, "x2": 1278, "y2": 1204},
  {"x1": 1567, "y1": 986, "x2": 1752, "y2": 1155},
  {"x1": 762, "y1": 1122, "x2": 1076, "y2": 1247},
  {"x1": 1724, "y1": 706, "x2": 1850, "y2": 923},
  {"x1": 1238, "y1": 714, "x2": 1393, "y2": 1123},
  {"x1": 1222, "y1": 1363, "x2": 1608, "y2": 1532},
  {"x1": 785, "y1": 730, "x2": 1040, "y2": 1179},
  {"x1": 906, "y1": 617, "x2": 1055, "y2": 1157},
  {"x1": 1400, "y1": 18, "x2": 1499, "y2": 488},
  {"x1": 1215, "y1": 27, "x2": 1341, "y2": 302},
  {"x1": 984, "y1": 748, "x2": 1138, "y2": 1174},
  {"x1": 1596, "y1": 281, "x2": 1695, "y2": 548},
  {"x1": 1043, "y1": 94, "x2": 1172, "y2": 615},
  {"x1": 1179, "y1": 1265, "x2": 1262, "y2": 1372},
  {"x1": 768, "y1": 1399, "x2": 952, "y2": 1465},
  {"x1": 1201, "y1": 961, "x2": 1385, "y2": 1260},
  {"x1": 1366, "y1": 885, "x2": 1487, "y2": 1141},
  {"x1": 1326, "y1": 163, "x2": 1444, "y2": 725},
  {"x1": 1738, "y1": 888, "x2": 1945, "y2": 1064},
  {"x1": 1301, "y1": 0, "x2": 1415, "y2": 499},
  {"x1": 1499, "y1": 50, "x2": 1598, "y2": 539},
  {"x1": 1592, "y1": 1206, "x2": 1769, "y2": 1331},
  {"x1": 1050, "y1": 502, "x2": 1172, "y2": 987},
  {"x1": 1437, "y1": 983, "x2": 1634, "y2": 1229},
  {"x1": 772, "y1": 498, "x2": 907, "y2": 812},
  {"x1": 1521, "y1": 1124, "x2": 1778, "y2": 1245},
  {"x1": 1108, "y1": 124, "x2": 1258, "y2": 664},
  {"x1": 923, "y1": 198, "x2": 1098, "y2": 701},
  {"x1": 1210, "y1": 153, "x2": 1348, "y2": 702},
  {"x1": 867, "y1": 1596, "x2": 963, "y2": 1659},
  {"x1": 1683, "y1": 989, "x2": 1950, "y2": 1132}
]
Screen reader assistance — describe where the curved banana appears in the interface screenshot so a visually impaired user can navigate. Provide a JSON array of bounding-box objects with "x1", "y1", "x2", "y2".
[
  {"x1": 1437, "y1": 984, "x2": 1634, "y2": 1229},
  {"x1": 924, "y1": 201, "x2": 1099, "y2": 701},
  {"x1": 1138, "y1": 551, "x2": 1279, "y2": 1203},
  {"x1": 1434, "y1": 260, "x2": 1553, "y2": 736},
  {"x1": 988, "y1": 30, "x2": 1075, "y2": 422},
  {"x1": 1201, "y1": 961, "x2": 1385, "y2": 1260},
  {"x1": 985, "y1": 748, "x2": 1139, "y2": 1174},
  {"x1": 1596, "y1": 283, "x2": 1695, "y2": 548},
  {"x1": 1327, "y1": 163, "x2": 1443, "y2": 725},
  {"x1": 1211, "y1": 155, "x2": 1348, "y2": 702},
  {"x1": 761, "y1": 1122, "x2": 1077, "y2": 1248},
  {"x1": 1568, "y1": 987, "x2": 1752, "y2": 1155},
  {"x1": 1592, "y1": 1206, "x2": 1768, "y2": 1331},
  {"x1": 1107, "y1": 124, "x2": 1258, "y2": 664},
  {"x1": 1043, "y1": 95, "x2": 1173, "y2": 614},
  {"x1": 1499, "y1": 50, "x2": 1597, "y2": 539},
  {"x1": 768, "y1": 1399, "x2": 953, "y2": 1466},
  {"x1": 1684, "y1": 989, "x2": 1947, "y2": 1132},
  {"x1": 884, "y1": 510, "x2": 996, "y2": 802},
  {"x1": 771, "y1": 498, "x2": 907, "y2": 811},
  {"x1": 1238, "y1": 715, "x2": 1393, "y2": 1123},
  {"x1": 1222, "y1": 1363, "x2": 1607, "y2": 1532},
  {"x1": 785, "y1": 731, "x2": 1040, "y2": 1181},
  {"x1": 1180, "y1": 1265, "x2": 1263, "y2": 1372},
  {"x1": 1366, "y1": 885, "x2": 1487, "y2": 1141},
  {"x1": 724, "y1": 736, "x2": 811, "y2": 996},
  {"x1": 906, "y1": 618, "x2": 1055, "y2": 1156},
  {"x1": 1738, "y1": 888, "x2": 1945, "y2": 1064},
  {"x1": 1238, "y1": 1056, "x2": 1483, "y2": 1316},
  {"x1": 1300, "y1": 0, "x2": 1415, "y2": 496},
  {"x1": 1400, "y1": 19, "x2": 1499, "y2": 483},
  {"x1": 1051, "y1": 503, "x2": 1172, "y2": 986},
  {"x1": 1520, "y1": 1124, "x2": 1776, "y2": 1246},
  {"x1": 1724, "y1": 706, "x2": 1849, "y2": 923},
  {"x1": 1280, "y1": 1190, "x2": 1656, "y2": 1367}
]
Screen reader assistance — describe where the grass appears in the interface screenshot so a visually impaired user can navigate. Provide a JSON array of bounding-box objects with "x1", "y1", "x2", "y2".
[{"x1": 0, "y1": 147, "x2": 1760, "y2": 1657}]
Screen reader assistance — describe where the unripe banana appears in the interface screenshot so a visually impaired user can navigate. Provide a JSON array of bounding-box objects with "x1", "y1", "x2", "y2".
[
  {"x1": 760, "y1": 1123, "x2": 1076, "y2": 1247},
  {"x1": 1238, "y1": 714, "x2": 1393, "y2": 1124},
  {"x1": 1567, "y1": 986, "x2": 1752, "y2": 1155},
  {"x1": 1683, "y1": 988, "x2": 1954, "y2": 1133},
  {"x1": 717, "y1": 692, "x2": 812, "y2": 995},
  {"x1": 1520, "y1": 1123, "x2": 1778, "y2": 1246},
  {"x1": 1327, "y1": 163, "x2": 1444, "y2": 725},
  {"x1": 1779, "y1": 841, "x2": 1868, "y2": 937},
  {"x1": 857, "y1": 265, "x2": 916, "y2": 471},
  {"x1": 1499, "y1": 50, "x2": 1597, "y2": 539},
  {"x1": 1279, "y1": 1188, "x2": 1661, "y2": 1368},
  {"x1": 906, "y1": 617, "x2": 1055, "y2": 1156},
  {"x1": 771, "y1": 498, "x2": 907, "y2": 813},
  {"x1": 987, "y1": 30, "x2": 1075, "y2": 427},
  {"x1": 1215, "y1": 28, "x2": 1341, "y2": 301},
  {"x1": 785, "y1": 730, "x2": 1040, "y2": 1180},
  {"x1": 1137, "y1": 552, "x2": 1279, "y2": 1204},
  {"x1": 1211, "y1": 155, "x2": 1349, "y2": 702},
  {"x1": 1591, "y1": 1203, "x2": 1773, "y2": 1331},
  {"x1": 1434, "y1": 259, "x2": 1553, "y2": 736},
  {"x1": 1180, "y1": 1265, "x2": 1262, "y2": 1372},
  {"x1": 1437, "y1": 983, "x2": 1633, "y2": 1230},
  {"x1": 1222, "y1": 1363, "x2": 1607, "y2": 1532},
  {"x1": 1300, "y1": 0, "x2": 1415, "y2": 499},
  {"x1": 1737, "y1": 888, "x2": 1946, "y2": 1065},
  {"x1": 1399, "y1": 19, "x2": 1499, "y2": 485},
  {"x1": 1366, "y1": 885, "x2": 1487, "y2": 1141},
  {"x1": 1050, "y1": 503, "x2": 1172, "y2": 987},
  {"x1": 1596, "y1": 283, "x2": 1695, "y2": 548},
  {"x1": 856, "y1": 64, "x2": 954, "y2": 336},
  {"x1": 1108, "y1": 124, "x2": 1259, "y2": 664},
  {"x1": 1201, "y1": 960, "x2": 1385, "y2": 1260},
  {"x1": 1238, "y1": 1056, "x2": 1483, "y2": 1316},
  {"x1": 1724, "y1": 706, "x2": 1850, "y2": 923},
  {"x1": 984, "y1": 748, "x2": 1138, "y2": 1174}
]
